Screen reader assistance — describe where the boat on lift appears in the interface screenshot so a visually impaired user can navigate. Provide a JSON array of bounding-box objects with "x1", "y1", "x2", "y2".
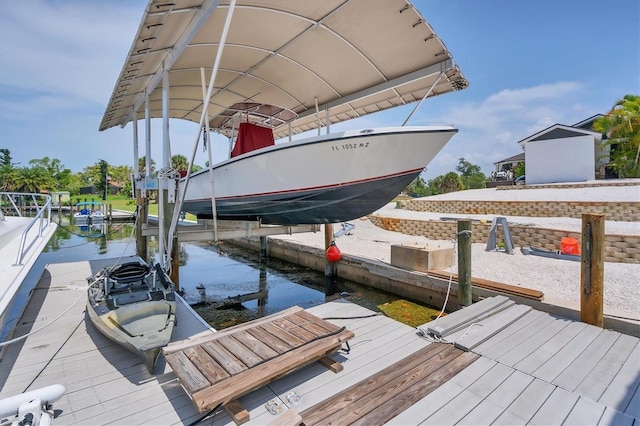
[{"x1": 181, "y1": 103, "x2": 457, "y2": 224}]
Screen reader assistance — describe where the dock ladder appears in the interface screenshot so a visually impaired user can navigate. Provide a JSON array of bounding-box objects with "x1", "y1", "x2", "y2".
[{"x1": 485, "y1": 216, "x2": 514, "y2": 254}]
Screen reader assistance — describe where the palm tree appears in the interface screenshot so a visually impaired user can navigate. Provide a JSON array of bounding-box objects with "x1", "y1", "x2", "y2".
[
  {"x1": 171, "y1": 154, "x2": 190, "y2": 172},
  {"x1": 0, "y1": 164, "x2": 17, "y2": 191},
  {"x1": 138, "y1": 156, "x2": 156, "y2": 176},
  {"x1": 594, "y1": 94, "x2": 640, "y2": 178},
  {"x1": 14, "y1": 167, "x2": 54, "y2": 193}
]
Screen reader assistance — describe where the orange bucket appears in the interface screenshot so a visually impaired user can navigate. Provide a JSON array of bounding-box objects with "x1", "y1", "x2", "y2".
[{"x1": 561, "y1": 237, "x2": 580, "y2": 255}]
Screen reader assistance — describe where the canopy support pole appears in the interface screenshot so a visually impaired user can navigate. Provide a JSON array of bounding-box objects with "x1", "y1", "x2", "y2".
[
  {"x1": 133, "y1": 117, "x2": 148, "y2": 259},
  {"x1": 325, "y1": 107, "x2": 331, "y2": 135},
  {"x1": 133, "y1": 117, "x2": 139, "y2": 181},
  {"x1": 166, "y1": 0, "x2": 237, "y2": 260},
  {"x1": 202, "y1": 67, "x2": 218, "y2": 242},
  {"x1": 158, "y1": 73, "x2": 167, "y2": 270},
  {"x1": 145, "y1": 94, "x2": 151, "y2": 185},
  {"x1": 314, "y1": 97, "x2": 321, "y2": 136},
  {"x1": 402, "y1": 71, "x2": 444, "y2": 126}
]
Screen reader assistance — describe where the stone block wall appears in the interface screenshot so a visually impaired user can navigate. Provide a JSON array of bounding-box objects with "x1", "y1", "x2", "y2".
[
  {"x1": 369, "y1": 216, "x2": 640, "y2": 264},
  {"x1": 399, "y1": 200, "x2": 640, "y2": 222}
]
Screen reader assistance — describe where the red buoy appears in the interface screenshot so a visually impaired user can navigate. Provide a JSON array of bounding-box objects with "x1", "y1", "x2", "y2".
[{"x1": 326, "y1": 241, "x2": 342, "y2": 263}]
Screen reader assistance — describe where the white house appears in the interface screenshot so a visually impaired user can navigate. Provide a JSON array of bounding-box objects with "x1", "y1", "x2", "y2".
[{"x1": 517, "y1": 123, "x2": 605, "y2": 185}]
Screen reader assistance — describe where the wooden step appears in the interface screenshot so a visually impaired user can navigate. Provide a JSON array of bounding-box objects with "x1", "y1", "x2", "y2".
[
  {"x1": 299, "y1": 342, "x2": 479, "y2": 425},
  {"x1": 428, "y1": 269, "x2": 545, "y2": 300}
]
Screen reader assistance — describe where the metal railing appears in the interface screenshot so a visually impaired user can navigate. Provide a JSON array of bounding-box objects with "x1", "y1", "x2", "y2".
[{"x1": 0, "y1": 192, "x2": 53, "y2": 265}]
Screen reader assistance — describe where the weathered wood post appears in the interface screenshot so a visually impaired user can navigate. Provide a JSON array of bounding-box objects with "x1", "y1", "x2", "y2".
[
  {"x1": 260, "y1": 236, "x2": 268, "y2": 263},
  {"x1": 135, "y1": 189, "x2": 148, "y2": 260},
  {"x1": 580, "y1": 213, "x2": 605, "y2": 327},
  {"x1": 162, "y1": 186, "x2": 180, "y2": 287},
  {"x1": 324, "y1": 224, "x2": 338, "y2": 294},
  {"x1": 457, "y1": 220, "x2": 472, "y2": 307}
]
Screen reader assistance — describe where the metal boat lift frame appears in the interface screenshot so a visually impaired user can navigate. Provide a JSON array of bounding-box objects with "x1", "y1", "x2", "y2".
[{"x1": 115, "y1": 0, "x2": 464, "y2": 276}]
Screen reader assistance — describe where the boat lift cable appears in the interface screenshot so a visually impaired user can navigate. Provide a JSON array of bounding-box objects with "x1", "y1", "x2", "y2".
[
  {"x1": 401, "y1": 70, "x2": 445, "y2": 126},
  {"x1": 201, "y1": 67, "x2": 218, "y2": 242},
  {"x1": 165, "y1": 0, "x2": 237, "y2": 270}
]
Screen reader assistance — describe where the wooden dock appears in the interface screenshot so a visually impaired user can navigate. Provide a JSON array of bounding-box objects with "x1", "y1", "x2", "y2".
[{"x1": 1, "y1": 259, "x2": 638, "y2": 425}]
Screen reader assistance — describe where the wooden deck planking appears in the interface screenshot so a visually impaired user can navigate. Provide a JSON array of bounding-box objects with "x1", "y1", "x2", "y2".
[
  {"x1": 3, "y1": 269, "x2": 639, "y2": 425},
  {"x1": 420, "y1": 361, "x2": 513, "y2": 425},
  {"x1": 532, "y1": 323, "x2": 603, "y2": 383},
  {"x1": 473, "y1": 309, "x2": 553, "y2": 358},
  {"x1": 452, "y1": 304, "x2": 531, "y2": 350},
  {"x1": 528, "y1": 386, "x2": 580, "y2": 425},
  {"x1": 599, "y1": 406, "x2": 637, "y2": 426},
  {"x1": 459, "y1": 369, "x2": 535, "y2": 425},
  {"x1": 268, "y1": 315, "x2": 424, "y2": 412},
  {"x1": 491, "y1": 378, "x2": 556, "y2": 424},
  {"x1": 299, "y1": 343, "x2": 453, "y2": 425},
  {"x1": 563, "y1": 396, "x2": 607, "y2": 426},
  {"x1": 423, "y1": 295, "x2": 513, "y2": 337},
  {"x1": 597, "y1": 341, "x2": 640, "y2": 416},
  {"x1": 624, "y1": 385, "x2": 640, "y2": 419},
  {"x1": 387, "y1": 356, "x2": 498, "y2": 425},
  {"x1": 233, "y1": 301, "x2": 420, "y2": 426},
  {"x1": 574, "y1": 333, "x2": 638, "y2": 402},
  {"x1": 298, "y1": 343, "x2": 479, "y2": 426},
  {"x1": 351, "y1": 351, "x2": 479, "y2": 426},
  {"x1": 494, "y1": 316, "x2": 572, "y2": 367},
  {"x1": 552, "y1": 329, "x2": 622, "y2": 391},
  {"x1": 0, "y1": 259, "x2": 214, "y2": 426},
  {"x1": 514, "y1": 320, "x2": 589, "y2": 374}
]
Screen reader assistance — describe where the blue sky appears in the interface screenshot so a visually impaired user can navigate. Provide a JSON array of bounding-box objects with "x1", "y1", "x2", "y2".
[{"x1": 1, "y1": 0, "x2": 638, "y2": 180}]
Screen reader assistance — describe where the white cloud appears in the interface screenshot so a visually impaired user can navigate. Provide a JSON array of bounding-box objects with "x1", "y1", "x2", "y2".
[
  {"x1": 418, "y1": 81, "x2": 594, "y2": 180},
  {"x1": 0, "y1": 1, "x2": 140, "y2": 106}
]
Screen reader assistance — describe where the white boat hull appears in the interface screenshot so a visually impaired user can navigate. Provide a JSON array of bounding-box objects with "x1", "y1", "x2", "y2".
[{"x1": 181, "y1": 126, "x2": 456, "y2": 224}]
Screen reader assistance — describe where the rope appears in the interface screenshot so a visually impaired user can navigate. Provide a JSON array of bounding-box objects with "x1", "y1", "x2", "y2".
[
  {"x1": 0, "y1": 291, "x2": 85, "y2": 347},
  {"x1": 416, "y1": 227, "x2": 482, "y2": 345}
]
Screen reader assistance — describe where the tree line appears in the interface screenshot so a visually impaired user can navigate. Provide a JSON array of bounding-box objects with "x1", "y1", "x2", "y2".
[
  {"x1": 2, "y1": 94, "x2": 637, "y2": 199},
  {"x1": 0, "y1": 151, "x2": 200, "y2": 200},
  {"x1": 404, "y1": 157, "x2": 488, "y2": 197}
]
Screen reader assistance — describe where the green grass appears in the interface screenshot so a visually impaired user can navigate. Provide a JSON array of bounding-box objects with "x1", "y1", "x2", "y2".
[{"x1": 74, "y1": 195, "x2": 197, "y2": 221}]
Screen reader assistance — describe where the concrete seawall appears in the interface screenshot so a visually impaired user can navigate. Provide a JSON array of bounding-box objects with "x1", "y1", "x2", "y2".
[{"x1": 228, "y1": 236, "x2": 639, "y2": 337}]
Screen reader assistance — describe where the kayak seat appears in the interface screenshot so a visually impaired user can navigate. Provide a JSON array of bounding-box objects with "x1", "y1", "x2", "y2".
[{"x1": 149, "y1": 290, "x2": 165, "y2": 301}]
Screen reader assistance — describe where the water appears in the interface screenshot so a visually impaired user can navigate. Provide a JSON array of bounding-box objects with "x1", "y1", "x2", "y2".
[{"x1": 3, "y1": 214, "x2": 404, "y2": 336}]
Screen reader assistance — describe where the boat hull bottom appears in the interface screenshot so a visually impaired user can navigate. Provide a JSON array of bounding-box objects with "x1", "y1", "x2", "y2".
[{"x1": 184, "y1": 170, "x2": 420, "y2": 224}]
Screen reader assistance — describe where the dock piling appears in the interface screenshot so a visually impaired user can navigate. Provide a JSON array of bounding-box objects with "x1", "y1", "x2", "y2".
[
  {"x1": 324, "y1": 224, "x2": 338, "y2": 295},
  {"x1": 580, "y1": 213, "x2": 604, "y2": 327},
  {"x1": 457, "y1": 220, "x2": 472, "y2": 307}
]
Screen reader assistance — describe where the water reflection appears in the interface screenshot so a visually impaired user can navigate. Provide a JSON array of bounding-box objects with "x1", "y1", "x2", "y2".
[{"x1": 5, "y1": 212, "x2": 401, "y2": 336}]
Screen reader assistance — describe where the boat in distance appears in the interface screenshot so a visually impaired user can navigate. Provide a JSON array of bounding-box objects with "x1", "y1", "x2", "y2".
[
  {"x1": 181, "y1": 125, "x2": 457, "y2": 225},
  {"x1": 86, "y1": 258, "x2": 177, "y2": 373},
  {"x1": 73, "y1": 201, "x2": 105, "y2": 223}
]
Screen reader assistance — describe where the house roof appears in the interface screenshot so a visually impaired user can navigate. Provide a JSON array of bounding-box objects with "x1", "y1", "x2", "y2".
[
  {"x1": 493, "y1": 152, "x2": 525, "y2": 165},
  {"x1": 572, "y1": 114, "x2": 604, "y2": 130},
  {"x1": 517, "y1": 124, "x2": 602, "y2": 147},
  {"x1": 99, "y1": 0, "x2": 468, "y2": 140}
]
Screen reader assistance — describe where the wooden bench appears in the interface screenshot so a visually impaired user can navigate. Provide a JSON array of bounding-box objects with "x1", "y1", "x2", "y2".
[{"x1": 163, "y1": 306, "x2": 354, "y2": 424}]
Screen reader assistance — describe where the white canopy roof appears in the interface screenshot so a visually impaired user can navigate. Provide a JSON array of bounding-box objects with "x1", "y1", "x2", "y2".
[{"x1": 99, "y1": 0, "x2": 468, "y2": 139}]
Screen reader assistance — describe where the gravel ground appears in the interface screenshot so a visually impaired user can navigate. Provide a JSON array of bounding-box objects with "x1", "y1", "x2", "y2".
[{"x1": 273, "y1": 182, "x2": 640, "y2": 317}]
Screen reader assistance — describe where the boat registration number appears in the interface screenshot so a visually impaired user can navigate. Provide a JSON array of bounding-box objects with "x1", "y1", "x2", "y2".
[{"x1": 331, "y1": 142, "x2": 370, "y2": 151}]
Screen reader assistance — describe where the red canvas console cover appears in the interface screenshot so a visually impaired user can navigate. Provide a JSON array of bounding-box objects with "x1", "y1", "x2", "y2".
[{"x1": 231, "y1": 122, "x2": 275, "y2": 157}]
